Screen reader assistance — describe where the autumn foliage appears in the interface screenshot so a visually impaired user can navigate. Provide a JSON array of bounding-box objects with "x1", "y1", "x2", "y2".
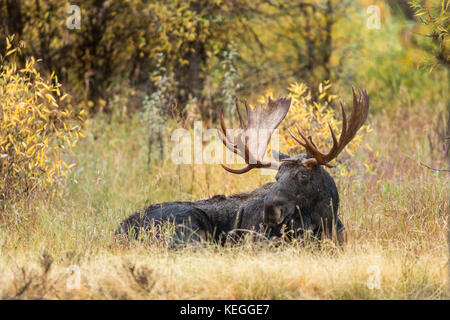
[{"x1": 0, "y1": 36, "x2": 86, "y2": 203}]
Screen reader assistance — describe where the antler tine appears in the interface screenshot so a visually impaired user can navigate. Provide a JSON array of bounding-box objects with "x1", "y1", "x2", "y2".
[
  {"x1": 295, "y1": 123, "x2": 321, "y2": 156},
  {"x1": 287, "y1": 127, "x2": 307, "y2": 148},
  {"x1": 241, "y1": 135, "x2": 252, "y2": 163},
  {"x1": 244, "y1": 100, "x2": 251, "y2": 123},
  {"x1": 219, "y1": 109, "x2": 244, "y2": 157},
  {"x1": 219, "y1": 108, "x2": 227, "y2": 136},
  {"x1": 327, "y1": 122, "x2": 339, "y2": 150},
  {"x1": 235, "y1": 98, "x2": 246, "y2": 129},
  {"x1": 338, "y1": 101, "x2": 347, "y2": 146}
]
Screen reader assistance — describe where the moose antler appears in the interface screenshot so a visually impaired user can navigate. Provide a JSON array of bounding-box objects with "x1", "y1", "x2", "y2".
[
  {"x1": 219, "y1": 97, "x2": 292, "y2": 174},
  {"x1": 286, "y1": 87, "x2": 369, "y2": 168}
]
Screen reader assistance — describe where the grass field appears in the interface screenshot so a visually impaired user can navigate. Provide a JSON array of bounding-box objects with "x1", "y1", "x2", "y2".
[{"x1": 0, "y1": 104, "x2": 448, "y2": 299}]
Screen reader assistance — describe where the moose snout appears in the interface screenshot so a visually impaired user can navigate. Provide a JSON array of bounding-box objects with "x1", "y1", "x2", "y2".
[
  {"x1": 263, "y1": 198, "x2": 290, "y2": 227},
  {"x1": 264, "y1": 205, "x2": 283, "y2": 227}
]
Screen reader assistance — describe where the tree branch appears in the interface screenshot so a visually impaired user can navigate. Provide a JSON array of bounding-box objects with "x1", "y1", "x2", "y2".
[{"x1": 420, "y1": 162, "x2": 450, "y2": 172}]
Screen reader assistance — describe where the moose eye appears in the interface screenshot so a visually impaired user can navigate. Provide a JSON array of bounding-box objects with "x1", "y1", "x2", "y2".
[{"x1": 298, "y1": 173, "x2": 308, "y2": 181}]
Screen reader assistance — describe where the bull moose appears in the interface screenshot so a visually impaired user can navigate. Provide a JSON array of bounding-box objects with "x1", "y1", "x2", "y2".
[{"x1": 117, "y1": 87, "x2": 369, "y2": 245}]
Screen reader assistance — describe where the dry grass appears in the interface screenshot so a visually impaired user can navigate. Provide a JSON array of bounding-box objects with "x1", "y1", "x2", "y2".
[
  {"x1": 0, "y1": 106, "x2": 448, "y2": 299},
  {"x1": 0, "y1": 243, "x2": 446, "y2": 299}
]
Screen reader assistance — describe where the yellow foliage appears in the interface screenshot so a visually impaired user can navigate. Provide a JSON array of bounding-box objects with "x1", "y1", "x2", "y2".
[{"x1": 0, "y1": 36, "x2": 86, "y2": 202}]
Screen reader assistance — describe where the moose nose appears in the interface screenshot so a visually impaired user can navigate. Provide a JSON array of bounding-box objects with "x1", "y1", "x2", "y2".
[{"x1": 263, "y1": 203, "x2": 284, "y2": 227}]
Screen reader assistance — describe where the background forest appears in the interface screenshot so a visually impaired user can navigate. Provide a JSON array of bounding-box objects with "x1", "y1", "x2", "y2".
[{"x1": 0, "y1": 0, "x2": 448, "y2": 299}]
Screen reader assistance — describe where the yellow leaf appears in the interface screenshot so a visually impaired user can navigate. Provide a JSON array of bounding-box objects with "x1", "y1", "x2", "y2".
[{"x1": 5, "y1": 48, "x2": 17, "y2": 57}]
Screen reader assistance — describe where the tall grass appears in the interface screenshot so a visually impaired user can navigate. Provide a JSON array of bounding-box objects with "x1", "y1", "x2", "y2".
[{"x1": 0, "y1": 102, "x2": 448, "y2": 298}]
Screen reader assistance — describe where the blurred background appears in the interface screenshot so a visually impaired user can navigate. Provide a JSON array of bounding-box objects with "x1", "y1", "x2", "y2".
[{"x1": 0, "y1": 1, "x2": 447, "y2": 116}]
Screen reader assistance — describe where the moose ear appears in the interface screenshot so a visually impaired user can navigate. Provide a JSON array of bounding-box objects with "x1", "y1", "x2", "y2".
[{"x1": 271, "y1": 150, "x2": 290, "y2": 161}]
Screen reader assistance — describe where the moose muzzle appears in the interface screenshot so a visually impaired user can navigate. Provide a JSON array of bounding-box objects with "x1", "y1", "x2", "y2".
[{"x1": 263, "y1": 196, "x2": 297, "y2": 227}]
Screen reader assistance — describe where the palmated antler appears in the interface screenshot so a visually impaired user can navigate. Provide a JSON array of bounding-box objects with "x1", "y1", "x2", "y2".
[
  {"x1": 219, "y1": 96, "x2": 292, "y2": 174},
  {"x1": 286, "y1": 87, "x2": 369, "y2": 168}
]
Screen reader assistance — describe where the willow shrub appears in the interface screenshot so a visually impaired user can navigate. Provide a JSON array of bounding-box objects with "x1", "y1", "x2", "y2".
[{"x1": 0, "y1": 37, "x2": 86, "y2": 205}]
